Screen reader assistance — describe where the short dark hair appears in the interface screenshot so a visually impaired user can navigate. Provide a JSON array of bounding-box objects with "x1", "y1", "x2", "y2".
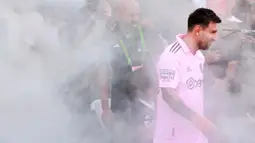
[{"x1": 187, "y1": 8, "x2": 221, "y2": 31}]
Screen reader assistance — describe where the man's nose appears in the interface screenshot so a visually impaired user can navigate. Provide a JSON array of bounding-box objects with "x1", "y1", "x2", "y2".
[{"x1": 213, "y1": 35, "x2": 218, "y2": 41}]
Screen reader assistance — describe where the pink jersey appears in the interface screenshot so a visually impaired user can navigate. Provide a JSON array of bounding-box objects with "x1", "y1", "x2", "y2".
[{"x1": 153, "y1": 34, "x2": 207, "y2": 143}]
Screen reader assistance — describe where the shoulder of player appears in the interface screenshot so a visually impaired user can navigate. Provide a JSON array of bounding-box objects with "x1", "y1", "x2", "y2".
[
  {"x1": 162, "y1": 41, "x2": 184, "y2": 60},
  {"x1": 159, "y1": 51, "x2": 181, "y2": 66},
  {"x1": 167, "y1": 41, "x2": 183, "y2": 54}
]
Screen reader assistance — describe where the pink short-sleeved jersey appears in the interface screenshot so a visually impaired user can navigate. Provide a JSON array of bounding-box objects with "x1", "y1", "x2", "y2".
[{"x1": 153, "y1": 34, "x2": 207, "y2": 143}]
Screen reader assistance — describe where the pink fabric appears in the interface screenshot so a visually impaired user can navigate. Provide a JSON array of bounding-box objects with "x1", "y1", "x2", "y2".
[{"x1": 154, "y1": 35, "x2": 207, "y2": 143}]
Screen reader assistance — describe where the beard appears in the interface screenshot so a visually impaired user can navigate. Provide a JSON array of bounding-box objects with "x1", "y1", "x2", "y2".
[{"x1": 198, "y1": 42, "x2": 210, "y2": 50}]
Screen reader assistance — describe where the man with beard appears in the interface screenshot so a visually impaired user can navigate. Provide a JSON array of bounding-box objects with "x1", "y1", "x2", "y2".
[
  {"x1": 153, "y1": 8, "x2": 225, "y2": 143},
  {"x1": 98, "y1": 0, "x2": 164, "y2": 142}
]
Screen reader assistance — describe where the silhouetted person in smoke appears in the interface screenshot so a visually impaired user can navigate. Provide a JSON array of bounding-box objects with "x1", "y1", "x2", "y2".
[
  {"x1": 98, "y1": 0, "x2": 164, "y2": 142},
  {"x1": 204, "y1": 33, "x2": 241, "y2": 123},
  {"x1": 60, "y1": 0, "x2": 112, "y2": 105},
  {"x1": 139, "y1": 0, "x2": 195, "y2": 42},
  {"x1": 59, "y1": 0, "x2": 111, "y2": 49},
  {"x1": 248, "y1": 2, "x2": 255, "y2": 37},
  {"x1": 232, "y1": 0, "x2": 254, "y2": 23},
  {"x1": 202, "y1": 5, "x2": 255, "y2": 141},
  {"x1": 203, "y1": 9, "x2": 255, "y2": 125}
]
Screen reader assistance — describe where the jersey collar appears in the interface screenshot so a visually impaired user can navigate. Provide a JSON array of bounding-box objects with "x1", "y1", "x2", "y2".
[{"x1": 176, "y1": 34, "x2": 204, "y2": 61}]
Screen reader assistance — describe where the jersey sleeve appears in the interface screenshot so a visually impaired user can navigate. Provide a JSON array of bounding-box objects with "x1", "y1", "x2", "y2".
[{"x1": 157, "y1": 53, "x2": 180, "y2": 88}]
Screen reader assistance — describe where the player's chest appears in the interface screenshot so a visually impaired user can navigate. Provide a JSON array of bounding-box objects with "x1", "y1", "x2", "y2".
[{"x1": 179, "y1": 60, "x2": 204, "y2": 90}]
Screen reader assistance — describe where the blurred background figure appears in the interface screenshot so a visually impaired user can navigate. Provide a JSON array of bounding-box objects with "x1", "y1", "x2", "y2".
[
  {"x1": 98, "y1": 0, "x2": 165, "y2": 143},
  {"x1": 232, "y1": 0, "x2": 255, "y2": 24},
  {"x1": 58, "y1": 0, "x2": 112, "y2": 112},
  {"x1": 136, "y1": 0, "x2": 195, "y2": 42},
  {"x1": 207, "y1": 0, "x2": 235, "y2": 18},
  {"x1": 204, "y1": 18, "x2": 243, "y2": 121},
  {"x1": 1, "y1": 0, "x2": 255, "y2": 143},
  {"x1": 203, "y1": 1, "x2": 255, "y2": 142},
  {"x1": 58, "y1": 0, "x2": 111, "y2": 49},
  {"x1": 50, "y1": 0, "x2": 114, "y2": 142}
]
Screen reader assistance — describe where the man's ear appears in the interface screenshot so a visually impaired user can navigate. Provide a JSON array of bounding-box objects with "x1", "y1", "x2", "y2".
[{"x1": 193, "y1": 25, "x2": 201, "y2": 35}]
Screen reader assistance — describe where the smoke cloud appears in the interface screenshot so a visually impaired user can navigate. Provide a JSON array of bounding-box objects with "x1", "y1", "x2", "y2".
[{"x1": 0, "y1": 0, "x2": 254, "y2": 143}]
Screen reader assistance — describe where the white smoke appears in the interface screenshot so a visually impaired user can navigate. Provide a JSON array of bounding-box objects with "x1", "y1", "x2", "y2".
[
  {"x1": 0, "y1": 0, "x2": 91, "y2": 142},
  {"x1": 1, "y1": 0, "x2": 254, "y2": 142}
]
